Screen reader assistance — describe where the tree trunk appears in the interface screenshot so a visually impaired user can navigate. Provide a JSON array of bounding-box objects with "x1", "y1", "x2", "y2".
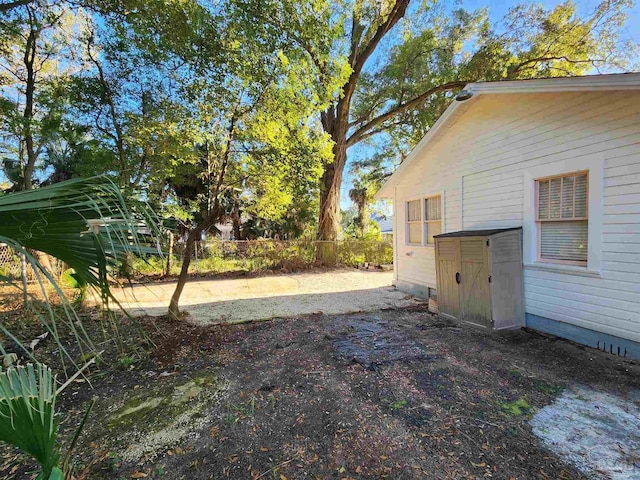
[
  {"x1": 168, "y1": 231, "x2": 196, "y2": 319},
  {"x1": 317, "y1": 135, "x2": 347, "y2": 241},
  {"x1": 35, "y1": 251, "x2": 54, "y2": 274},
  {"x1": 168, "y1": 210, "x2": 223, "y2": 319},
  {"x1": 168, "y1": 110, "x2": 237, "y2": 319},
  {"x1": 356, "y1": 199, "x2": 367, "y2": 237},
  {"x1": 316, "y1": 134, "x2": 347, "y2": 263},
  {"x1": 20, "y1": 253, "x2": 28, "y2": 307},
  {"x1": 17, "y1": 19, "x2": 38, "y2": 308},
  {"x1": 21, "y1": 18, "x2": 37, "y2": 191},
  {"x1": 231, "y1": 206, "x2": 242, "y2": 240}
]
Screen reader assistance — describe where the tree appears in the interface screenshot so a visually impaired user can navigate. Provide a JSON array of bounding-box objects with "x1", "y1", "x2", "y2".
[
  {"x1": 0, "y1": 2, "x2": 85, "y2": 191},
  {"x1": 58, "y1": 13, "x2": 198, "y2": 191},
  {"x1": 347, "y1": 154, "x2": 388, "y2": 237},
  {"x1": 255, "y1": 0, "x2": 636, "y2": 242},
  {"x1": 72, "y1": 0, "x2": 334, "y2": 318},
  {"x1": 0, "y1": 176, "x2": 159, "y2": 480},
  {"x1": 0, "y1": 175, "x2": 160, "y2": 366},
  {"x1": 166, "y1": 49, "x2": 331, "y2": 318}
]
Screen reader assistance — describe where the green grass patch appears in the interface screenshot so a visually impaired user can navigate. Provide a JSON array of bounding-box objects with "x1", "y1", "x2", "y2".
[
  {"x1": 390, "y1": 399, "x2": 408, "y2": 410},
  {"x1": 533, "y1": 380, "x2": 563, "y2": 396},
  {"x1": 500, "y1": 398, "x2": 533, "y2": 417}
]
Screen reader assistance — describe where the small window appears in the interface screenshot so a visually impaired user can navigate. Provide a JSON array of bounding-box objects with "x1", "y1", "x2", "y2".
[
  {"x1": 424, "y1": 195, "x2": 442, "y2": 244},
  {"x1": 536, "y1": 172, "x2": 588, "y2": 264},
  {"x1": 406, "y1": 199, "x2": 422, "y2": 244}
]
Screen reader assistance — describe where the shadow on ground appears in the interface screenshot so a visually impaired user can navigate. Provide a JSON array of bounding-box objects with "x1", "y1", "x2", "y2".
[
  {"x1": 24, "y1": 306, "x2": 638, "y2": 480},
  {"x1": 126, "y1": 287, "x2": 418, "y2": 324}
]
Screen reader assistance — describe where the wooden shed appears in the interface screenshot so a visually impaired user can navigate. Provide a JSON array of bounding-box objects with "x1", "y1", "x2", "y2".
[{"x1": 434, "y1": 227, "x2": 524, "y2": 331}]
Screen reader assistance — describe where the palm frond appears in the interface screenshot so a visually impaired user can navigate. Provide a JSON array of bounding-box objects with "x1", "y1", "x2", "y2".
[
  {"x1": 0, "y1": 176, "x2": 162, "y2": 372},
  {"x1": 0, "y1": 176, "x2": 161, "y2": 304},
  {"x1": 0, "y1": 363, "x2": 59, "y2": 479}
]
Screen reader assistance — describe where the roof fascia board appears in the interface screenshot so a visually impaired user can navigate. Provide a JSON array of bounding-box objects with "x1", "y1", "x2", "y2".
[{"x1": 466, "y1": 73, "x2": 640, "y2": 94}]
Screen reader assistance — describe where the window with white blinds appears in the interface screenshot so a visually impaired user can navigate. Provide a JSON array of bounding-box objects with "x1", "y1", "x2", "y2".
[
  {"x1": 406, "y1": 199, "x2": 422, "y2": 244},
  {"x1": 536, "y1": 172, "x2": 588, "y2": 264},
  {"x1": 424, "y1": 195, "x2": 442, "y2": 244}
]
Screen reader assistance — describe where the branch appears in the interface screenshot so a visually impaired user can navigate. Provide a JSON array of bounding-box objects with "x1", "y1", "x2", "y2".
[
  {"x1": 339, "y1": 0, "x2": 410, "y2": 116},
  {"x1": 85, "y1": 28, "x2": 127, "y2": 181},
  {"x1": 346, "y1": 80, "x2": 467, "y2": 146},
  {"x1": 0, "y1": 0, "x2": 35, "y2": 13},
  {"x1": 509, "y1": 55, "x2": 607, "y2": 77},
  {"x1": 348, "y1": 94, "x2": 387, "y2": 129},
  {"x1": 350, "y1": 0, "x2": 410, "y2": 78}
]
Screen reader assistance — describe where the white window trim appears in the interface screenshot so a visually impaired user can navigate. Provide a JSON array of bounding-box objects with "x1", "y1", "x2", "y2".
[
  {"x1": 523, "y1": 158, "x2": 603, "y2": 275},
  {"x1": 404, "y1": 191, "x2": 445, "y2": 247}
]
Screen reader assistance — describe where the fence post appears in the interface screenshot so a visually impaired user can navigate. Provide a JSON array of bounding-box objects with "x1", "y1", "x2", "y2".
[
  {"x1": 20, "y1": 253, "x2": 28, "y2": 307},
  {"x1": 165, "y1": 231, "x2": 174, "y2": 277},
  {"x1": 194, "y1": 241, "x2": 199, "y2": 273}
]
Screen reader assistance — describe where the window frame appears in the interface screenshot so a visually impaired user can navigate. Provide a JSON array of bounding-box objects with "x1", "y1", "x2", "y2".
[
  {"x1": 405, "y1": 194, "x2": 443, "y2": 246},
  {"x1": 535, "y1": 170, "x2": 589, "y2": 266},
  {"x1": 423, "y1": 195, "x2": 442, "y2": 245},
  {"x1": 523, "y1": 157, "x2": 603, "y2": 277}
]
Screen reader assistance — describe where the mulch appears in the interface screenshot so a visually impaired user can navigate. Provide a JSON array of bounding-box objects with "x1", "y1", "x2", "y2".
[{"x1": 1, "y1": 301, "x2": 639, "y2": 479}]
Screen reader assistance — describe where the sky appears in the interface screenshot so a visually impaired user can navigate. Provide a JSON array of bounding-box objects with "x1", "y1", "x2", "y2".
[{"x1": 340, "y1": 0, "x2": 640, "y2": 212}]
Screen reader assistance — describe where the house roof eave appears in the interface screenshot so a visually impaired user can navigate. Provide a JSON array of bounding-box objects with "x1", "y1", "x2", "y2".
[{"x1": 374, "y1": 73, "x2": 640, "y2": 201}]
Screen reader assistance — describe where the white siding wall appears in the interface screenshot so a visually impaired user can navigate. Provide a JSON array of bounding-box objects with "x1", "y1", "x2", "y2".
[{"x1": 393, "y1": 90, "x2": 640, "y2": 343}]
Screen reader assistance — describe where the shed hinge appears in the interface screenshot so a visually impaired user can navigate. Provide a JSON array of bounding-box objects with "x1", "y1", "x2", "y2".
[
  {"x1": 486, "y1": 239, "x2": 490, "y2": 247},
  {"x1": 488, "y1": 275, "x2": 492, "y2": 283}
]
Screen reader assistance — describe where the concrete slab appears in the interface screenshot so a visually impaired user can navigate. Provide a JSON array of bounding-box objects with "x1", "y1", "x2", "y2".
[{"x1": 531, "y1": 385, "x2": 640, "y2": 479}]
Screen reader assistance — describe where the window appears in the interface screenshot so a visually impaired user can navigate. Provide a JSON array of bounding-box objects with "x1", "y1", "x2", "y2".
[
  {"x1": 406, "y1": 195, "x2": 442, "y2": 245},
  {"x1": 406, "y1": 199, "x2": 422, "y2": 244},
  {"x1": 536, "y1": 171, "x2": 588, "y2": 265},
  {"x1": 424, "y1": 195, "x2": 442, "y2": 244}
]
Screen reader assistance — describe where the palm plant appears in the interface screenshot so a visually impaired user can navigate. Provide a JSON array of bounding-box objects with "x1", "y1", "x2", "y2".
[
  {"x1": 0, "y1": 362, "x2": 93, "y2": 480},
  {"x1": 0, "y1": 176, "x2": 158, "y2": 477},
  {"x1": 0, "y1": 363, "x2": 61, "y2": 479},
  {"x1": 0, "y1": 176, "x2": 160, "y2": 368}
]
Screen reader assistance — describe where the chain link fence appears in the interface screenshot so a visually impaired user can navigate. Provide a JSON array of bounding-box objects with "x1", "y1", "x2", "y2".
[
  {"x1": 132, "y1": 239, "x2": 394, "y2": 277},
  {"x1": 0, "y1": 244, "x2": 66, "y2": 282},
  {"x1": 0, "y1": 240, "x2": 394, "y2": 281}
]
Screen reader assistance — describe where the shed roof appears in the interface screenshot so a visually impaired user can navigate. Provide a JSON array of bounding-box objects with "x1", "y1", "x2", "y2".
[
  {"x1": 375, "y1": 73, "x2": 640, "y2": 199},
  {"x1": 434, "y1": 227, "x2": 522, "y2": 238}
]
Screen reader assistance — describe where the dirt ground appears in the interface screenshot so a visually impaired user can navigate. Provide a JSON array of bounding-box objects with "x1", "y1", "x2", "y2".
[
  {"x1": 2, "y1": 303, "x2": 639, "y2": 480},
  {"x1": 94, "y1": 269, "x2": 418, "y2": 324}
]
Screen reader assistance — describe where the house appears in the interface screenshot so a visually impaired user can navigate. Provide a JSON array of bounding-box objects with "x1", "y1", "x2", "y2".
[
  {"x1": 372, "y1": 214, "x2": 394, "y2": 241},
  {"x1": 376, "y1": 73, "x2": 640, "y2": 360}
]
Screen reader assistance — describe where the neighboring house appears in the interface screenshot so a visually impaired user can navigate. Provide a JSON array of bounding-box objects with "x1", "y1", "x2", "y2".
[
  {"x1": 376, "y1": 73, "x2": 640, "y2": 360},
  {"x1": 372, "y1": 214, "x2": 394, "y2": 241},
  {"x1": 213, "y1": 222, "x2": 234, "y2": 240}
]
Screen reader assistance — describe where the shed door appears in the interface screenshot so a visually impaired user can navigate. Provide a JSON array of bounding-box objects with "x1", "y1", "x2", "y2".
[
  {"x1": 436, "y1": 238, "x2": 460, "y2": 320},
  {"x1": 459, "y1": 238, "x2": 491, "y2": 329}
]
